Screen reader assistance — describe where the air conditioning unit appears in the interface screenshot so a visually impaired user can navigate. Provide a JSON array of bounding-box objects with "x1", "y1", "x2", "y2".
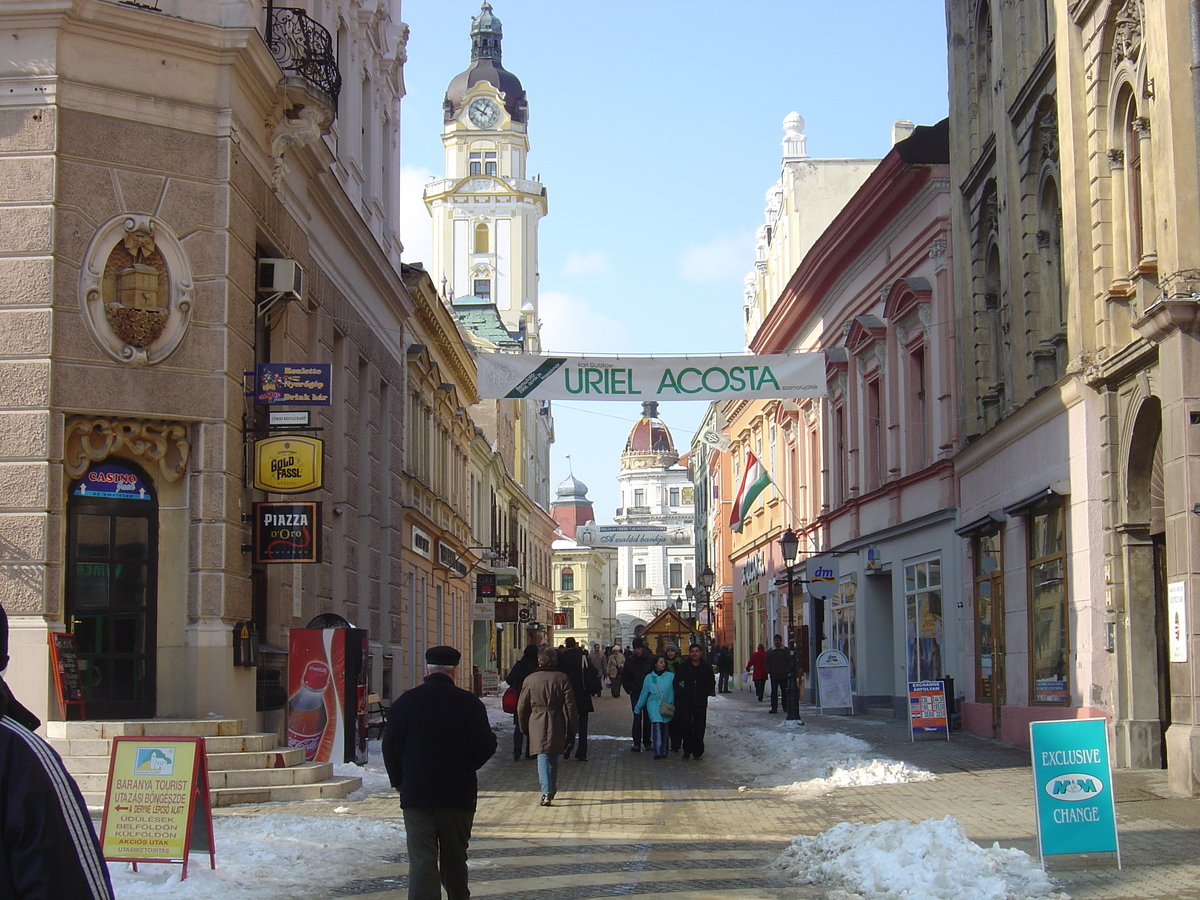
[{"x1": 257, "y1": 259, "x2": 303, "y2": 299}]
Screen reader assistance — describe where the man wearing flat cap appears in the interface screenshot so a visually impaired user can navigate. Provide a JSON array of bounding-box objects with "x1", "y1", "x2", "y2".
[{"x1": 383, "y1": 646, "x2": 497, "y2": 900}]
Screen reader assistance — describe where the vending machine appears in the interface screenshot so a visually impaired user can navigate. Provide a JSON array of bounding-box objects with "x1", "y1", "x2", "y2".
[{"x1": 286, "y1": 627, "x2": 369, "y2": 764}]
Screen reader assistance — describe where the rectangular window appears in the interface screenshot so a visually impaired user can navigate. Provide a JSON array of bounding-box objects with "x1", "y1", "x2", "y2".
[
  {"x1": 669, "y1": 488, "x2": 680, "y2": 506},
  {"x1": 469, "y1": 151, "x2": 481, "y2": 176},
  {"x1": 904, "y1": 558, "x2": 943, "y2": 681},
  {"x1": 473, "y1": 279, "x2": 491, "y2": 299},
  {"x1": 559, "y1": 606, "x2": 575, "y2": 629},
  {"x1": 484, "y1": 151, "x2": 497, "y2": 176},
  {"x1": 866, "y1": 378, "x2": 883, "y2": 490},
  {"x1": 669, "y1": 563, "x2": 682, "y2": 591},
  {"x1": 1028, "y1": 501, "x2": 1068, "y2": 704},
  {"x1": 910, "y1": 347, "x2": 928, "y2": 470},
  {"x1": 973, "y1": 531, "x2": 1003, "y2": 703},
  {"x1": 633, "y1": 489, "x2": 645, "y2": 507},
  {"x1": 829, "y1": 579, "x2": 857, "y2": 682},
  {"x1": 634, "y1": 564, "x2": 647, "y2": 590}
]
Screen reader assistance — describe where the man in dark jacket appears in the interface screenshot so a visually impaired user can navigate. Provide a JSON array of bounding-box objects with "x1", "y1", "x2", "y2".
[
  {"x1": 620, "y1": 638, "x2": 655, "y2": 751},
  {"x1": 506, "y1": 644, "x2": 539, "y2": 760},
  {"x1": 0, "y1": 606, "x2": 115, "y2": 900},
  {"x1": 382, "y1": 645, "x2": 497, "y2": 900},
  {"x1": 557, "y1": 638, "x2": 594, "y2": 760},
  {"x1": 673, "y1": 643, "x2": 716, "y2": 760},
  {"x1": 765, "y1": 633, "x2": 791, "y2": 714}
]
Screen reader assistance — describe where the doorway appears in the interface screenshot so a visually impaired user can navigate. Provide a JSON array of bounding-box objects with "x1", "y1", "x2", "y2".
[{"x1": 66, "y1": 462, "x2": 158, "y2": 719}]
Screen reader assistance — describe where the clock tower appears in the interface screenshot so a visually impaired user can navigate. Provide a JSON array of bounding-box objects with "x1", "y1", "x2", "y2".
[{"x1": 425, "y1": 2, "x2": 547, "y2": 346}]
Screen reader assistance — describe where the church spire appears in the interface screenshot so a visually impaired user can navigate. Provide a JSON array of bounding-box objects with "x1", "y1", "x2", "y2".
[{"x1": 471, "y1": 2, "x2": 503, "y2": 62}]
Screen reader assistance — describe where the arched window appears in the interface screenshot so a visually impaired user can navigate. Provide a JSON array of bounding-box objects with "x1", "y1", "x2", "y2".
[
  {"x1": 474, "y1": 223, "x2": 489, "y2": 254},
  {"x1": 561, "y1": 567, "x2": 574, "y2": 591}
]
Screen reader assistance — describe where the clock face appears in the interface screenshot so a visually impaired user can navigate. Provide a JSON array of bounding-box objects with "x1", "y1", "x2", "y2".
[{"x1": 467, "y1": 98, "x2": 499, "y2": 128}]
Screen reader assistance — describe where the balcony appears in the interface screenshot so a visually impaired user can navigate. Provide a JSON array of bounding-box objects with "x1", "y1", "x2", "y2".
[{"x1": 265, "y1": 5, "x2": 342, "y2": 106}]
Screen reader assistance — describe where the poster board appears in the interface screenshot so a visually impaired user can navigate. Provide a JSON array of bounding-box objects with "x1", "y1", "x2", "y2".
[
  {"x1": 815, "y1": 649, "x2": 853, "y2": 713},
  {"x1": 907, "y1": 680, "x2": 950, "y2": 740},
  {"x1": 48, "y1": 632, "x2": 86, "y2": 719},
  {"x1": 100, "y1": 736, "x2": 215, "y2": 880},
  {"x1": 1029, "y1": 718, "x2": 1120, "y2": 867}
]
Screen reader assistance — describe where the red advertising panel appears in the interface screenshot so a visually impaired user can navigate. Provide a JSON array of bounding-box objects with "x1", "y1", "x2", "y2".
[
  {"x1": 287, "y1": 628, "x2": 368, "y2": 764},
  {"x1": 908, "y1": 680, "x2": 950, "y2": 741}
]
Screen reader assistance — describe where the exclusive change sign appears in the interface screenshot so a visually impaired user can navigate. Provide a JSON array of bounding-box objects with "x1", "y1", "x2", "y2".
[
  {"x1": 476, "y1": 352, "x2": 826, "y2": 401},
  {"x1": 1029, "y1": 718, "x2": 1120, "y2": 867}
]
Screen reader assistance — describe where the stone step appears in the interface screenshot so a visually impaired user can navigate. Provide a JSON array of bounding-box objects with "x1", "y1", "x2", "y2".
[
  {"x1": 47, "y1": 719, "x2": 246, "y2": 740},
  {"x1": 208, "y1": 762, "x2": 333, "y2": 789},
  {"x1": 206, "y1": 747, "x2": 306, "y2": 771},
  {"x1": 79, "y1": 775, "x2": 363, "y2": 810},
  {"x1": 50, "y1": 732, "x2": 281, "y2": 760}
]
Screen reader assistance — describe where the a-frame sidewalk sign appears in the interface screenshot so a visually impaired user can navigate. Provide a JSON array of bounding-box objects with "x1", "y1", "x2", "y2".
[
  {"x1": 99, "y1": 735, "x2": 216, "y2": 880},
  {"x1": 48, "y1": 632, "x2": 86, "y2": 720}
]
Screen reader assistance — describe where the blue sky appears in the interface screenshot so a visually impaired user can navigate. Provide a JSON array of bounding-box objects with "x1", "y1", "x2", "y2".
[{"x1": 398, "y1": 0, "x2": 949, "y2": 522}]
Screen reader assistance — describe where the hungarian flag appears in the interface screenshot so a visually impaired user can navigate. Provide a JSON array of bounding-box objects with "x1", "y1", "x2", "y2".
[{"x1": 730, "y1": 451, "x2": 772, "y2": 533}]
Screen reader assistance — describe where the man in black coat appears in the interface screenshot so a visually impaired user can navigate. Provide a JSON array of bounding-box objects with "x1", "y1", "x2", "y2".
[
  {"x1": 0, "y1": 606, "x2": 114, "y2": 900},
  {"x1": 382, "y1": 646, "x2": 497, "y2": 900},
  {"x1": 673, "y1": 643, "x2": 717, "y2": 760},
  {"x1": 557, "y1": 638, "x2": 594, "y2": 760},
  {"x1": 620, "y1": 638, "x2": 655, "y2": 751},
  {"x1": 765, "y1": 633, "x2": 791, "y2": 714}
]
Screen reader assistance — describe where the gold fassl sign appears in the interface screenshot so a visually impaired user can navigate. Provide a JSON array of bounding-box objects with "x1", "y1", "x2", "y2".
[{"x1": 254, "y1": 435, "x2": 323, "y2": 493}]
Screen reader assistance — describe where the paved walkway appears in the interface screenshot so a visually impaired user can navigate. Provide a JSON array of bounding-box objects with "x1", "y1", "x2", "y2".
[{"x1": 241, "y1": 689, "x2": 1200, "y2": 899}]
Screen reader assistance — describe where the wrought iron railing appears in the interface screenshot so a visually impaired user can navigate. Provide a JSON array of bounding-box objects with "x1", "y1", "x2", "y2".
[{"x1": 264, "y1": 3, "x2": 342, "y2": 105}]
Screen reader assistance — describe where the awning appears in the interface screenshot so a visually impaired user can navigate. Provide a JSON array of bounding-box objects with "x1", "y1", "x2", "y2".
[
  {"x1": 1001, "y1": 483, "x2": 1068, "y2": 518},
  {"x1": 954, "y1": 511, "x2": 1006, "y2": 537}
]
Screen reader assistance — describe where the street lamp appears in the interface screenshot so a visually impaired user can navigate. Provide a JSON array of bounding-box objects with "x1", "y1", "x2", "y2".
[
  {"x1": 698, "y1": 566, "x2": 715, "y2": 650},
  {"x1": 778, "y1": 529, "x2": 802, "y2": 721}
]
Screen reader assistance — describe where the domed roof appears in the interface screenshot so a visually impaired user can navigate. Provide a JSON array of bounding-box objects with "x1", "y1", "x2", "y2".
[
  {"x1": 624, "y1": 401, "x2": 676, "y2": 456},
  {"x1": 444, "y1": 3, "x2": 528, "y2": 124},
  {"x1": 555, "y1": 472, "x2": 590, "y2": 501}
]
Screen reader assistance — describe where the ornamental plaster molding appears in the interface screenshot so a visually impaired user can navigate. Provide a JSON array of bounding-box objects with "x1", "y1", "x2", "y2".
[
  {"x1": 64, "y1": 416, "x2": 190, "y2": 483},
  {"x1": 269, "y1": 90, "x2": 334, "y2": 190}
]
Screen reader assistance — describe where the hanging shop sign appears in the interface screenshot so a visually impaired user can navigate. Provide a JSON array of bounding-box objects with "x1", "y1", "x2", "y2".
[
  {"x1": 253, "y1": 502, "x2": 321, "y2": 564},
  {"x1": 253, "y1": 363, "x2": 331, "y2": 405},
  {"x1": 805, "y1": 556, "x2": 840, "y2": 600},
  {"x1": 253, "y1": 436, "x2": 324, "y2": 494},
  {"x1": 476, "y1": 352, "x2": 826, "y2": 401},
  {"x1": 575, "y1": 524, "x2": 693, "y2": 546},
  {"x1": 1029, "y1": 718, "x2": 1120, "y2": 865}
]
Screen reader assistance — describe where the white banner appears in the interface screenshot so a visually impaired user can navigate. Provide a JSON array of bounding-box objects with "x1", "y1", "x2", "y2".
[
  {"x1": 476, "y1": 352, "x2": 827, "y2": 401},
  {"x1": 575, "y1": 524, "x2": 693, "y2": 546}
]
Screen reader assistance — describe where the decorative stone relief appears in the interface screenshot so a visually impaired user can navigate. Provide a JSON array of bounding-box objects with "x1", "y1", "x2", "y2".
[
  {"x1": 63, "y1": 416, "x2": 190, "y2": 482},
  {"x1": 1113, "y1": 0, "x2": 1143, "y2": 66},
  {"x1": 1107, "y1": 149, "x2": 1124, "y2": 168},
  {"x1": 1131, "y1": 116, "x2": 1151, "y2": 138},
  {"x1": 928, "y1": 238, "x2": 948, "y2": 273},
  {"x1": 270, "y1": 93, "x2": 333, "y2": 190},
  {"x1": 79, "y1": 216, "x2": 194, "y2": 366},
  {"x1": 1039, "y1": 106, "x2": 1058, "y2": 161}
]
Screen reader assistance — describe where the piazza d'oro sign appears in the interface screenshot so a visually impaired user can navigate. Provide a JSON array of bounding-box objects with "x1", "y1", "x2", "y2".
[{"x1": 253, "y1": 436, "x2": 323, "y2": 494}]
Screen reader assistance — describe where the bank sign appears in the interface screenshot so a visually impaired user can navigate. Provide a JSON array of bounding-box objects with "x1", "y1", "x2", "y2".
[
  {"x1": 476, "y1": 352, "x2": 826, "y2": 401},
  {"x1": 1029, "y1": 718, "x2": 1120, "y2": 863},
  {"x1": 575, "y1": 524, "x2": 692, "y2": 546}
]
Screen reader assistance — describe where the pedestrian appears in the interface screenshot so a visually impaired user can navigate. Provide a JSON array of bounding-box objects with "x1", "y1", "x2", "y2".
[
  {"x1": 662, "y1": 643, "x2": 684, "y2": 752},
  {"x1": 746, "y1": 642, "x2": 767, "y2": 701},
  {"x1": 605, "y1": 645, "x2": 625, "y2": 698},
  {"x1": 0, "y1": 606, "x2": 115, "y2": 900},
  {"x1": 632, "y1": 655, "x2": 676, "y2": 759},
  {"x1": 716, "y1": 643, "x2": 734, "y2": 693},
  {"x1": 674, "y1": 643, "x2": 716, "y2": 760},
  {"x1": 382, "y1": 645, "x2": 497, "y2": 900},
  {"x1": 587, "y1": 643, "x2": 605, "y2": 696},
  {"x1": 621, "y1": 638, "x2": 655, "y2": 751},
  {"x1": 517, "y1": 646, "x2": 578, "y2": 807},
  {"x1": 505, "y1": 644, "x2": 539, "y2": 760},
  {"x1": 765, "y1": 634, "x2": 791, "y2": 714},
  {"x1": 557, "y1": 637, "x2": 593, "y2": 761}
]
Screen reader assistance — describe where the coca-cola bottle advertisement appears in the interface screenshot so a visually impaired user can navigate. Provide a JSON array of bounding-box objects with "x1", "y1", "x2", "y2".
[{"x1": 287, "y1": 627, "x2": 368, "y2": 764}]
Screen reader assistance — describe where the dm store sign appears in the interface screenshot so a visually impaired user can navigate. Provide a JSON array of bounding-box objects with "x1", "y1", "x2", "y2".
[{"x1": 1029, "y1": 718, "x2": 1119, "y2": 861}]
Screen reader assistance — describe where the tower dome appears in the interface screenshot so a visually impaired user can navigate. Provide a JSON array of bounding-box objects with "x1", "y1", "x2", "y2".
[
  {"x1": 555, "y1": 472, "x2": 590, "y2": 501},
  {"x1": 444, "y1": 2, "x2": 528, "y2": 124},
  {"x1": 622, "y1": 401, "x2": 678, "y2": 469}
]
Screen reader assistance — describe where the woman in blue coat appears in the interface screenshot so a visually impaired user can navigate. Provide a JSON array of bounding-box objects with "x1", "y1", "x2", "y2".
[{"x1": 633, "y1": 655, "x2": 675, "y2": 759}]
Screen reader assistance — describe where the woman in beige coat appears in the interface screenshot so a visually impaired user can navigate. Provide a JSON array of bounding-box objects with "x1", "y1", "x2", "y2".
[{"x1": 517, "y1": 646, "x2": 579, "y2": 806}]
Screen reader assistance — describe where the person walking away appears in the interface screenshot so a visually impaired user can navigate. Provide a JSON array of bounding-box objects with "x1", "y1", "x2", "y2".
[
  {"x1": 557, "y1": 637, "x2": 593, "y2": 760},
  {"x1": 633, "y1": 656, "x2": 676, "y2": 759},
  {"x1": 765, "y1": 634, "x2": 791, "y2": 714},
  {"x1": 716, "y1": 643, "x2": 734, "y2": 693},
  {"x1": 517, "y1": 646, "x2": 578, "y2": 806},
  {"x1": 662, "y1": 643, "x2": 684, "y2": 752},
  {"x1": 382, "y1": 645, "x2": 497, "y2": 900},
  {"x1": 674, "y1": 643, "x2": 716, "y2": 760},
  {"x1": 588, "y1": 643, "x2": 605, "y2": 696},
  {"x1": 605, "y1": 645, "x2": 625, "y2": 698},
  {"x1": 0, "y1": 605, "x2": 114, "y2": 900},
  {"x1": 505, "y1": 644, "x2": 539, "y2": 760},
  {"x1": 746, "y1": 643, "x2": 768, "y2": 701},
  {"x1": 621, "y1": 638, "x2": 655, "y2": 751}
]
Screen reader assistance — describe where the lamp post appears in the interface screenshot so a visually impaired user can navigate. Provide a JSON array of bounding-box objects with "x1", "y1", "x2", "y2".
[
  {"x1": 699, "y1": 566, "x2": 716, "y2": 651},
  {"x1": 778, "y1": 529, "x2": 802, "y2": 721}
]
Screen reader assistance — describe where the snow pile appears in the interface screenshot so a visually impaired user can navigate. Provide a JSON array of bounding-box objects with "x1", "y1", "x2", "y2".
[
  {"x1": 774, "y1": 816, "x2": 1068, "y2": 900},
  {"x1": 333, "y1": 757, "x2": 393, "y2": 799},
  {"x1": 708, "y1": 710, "x2": 936, "y2": 797},
  {"x1": 109, "y1": 814, "x2": 403, "y2": 898}
]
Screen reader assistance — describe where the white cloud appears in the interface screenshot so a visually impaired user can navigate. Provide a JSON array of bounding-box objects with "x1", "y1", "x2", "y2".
[
  {"x1": 538, "y1": 290, "x2": 631, "y2": 354},
  {"x1": 398, "y1": 164, "x2": 435, "y2": 269},
  {"x1": 677, "y1": 231, "x2": 755, "y2": 285},
  {"x1": 562, "y1": 250, "x2": 610, "y2": 277}
]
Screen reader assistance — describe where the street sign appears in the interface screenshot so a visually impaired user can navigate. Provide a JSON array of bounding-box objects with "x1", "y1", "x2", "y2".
[{"x1": 1029, "y1": 718, "x2": 1120, "y2": 866}]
